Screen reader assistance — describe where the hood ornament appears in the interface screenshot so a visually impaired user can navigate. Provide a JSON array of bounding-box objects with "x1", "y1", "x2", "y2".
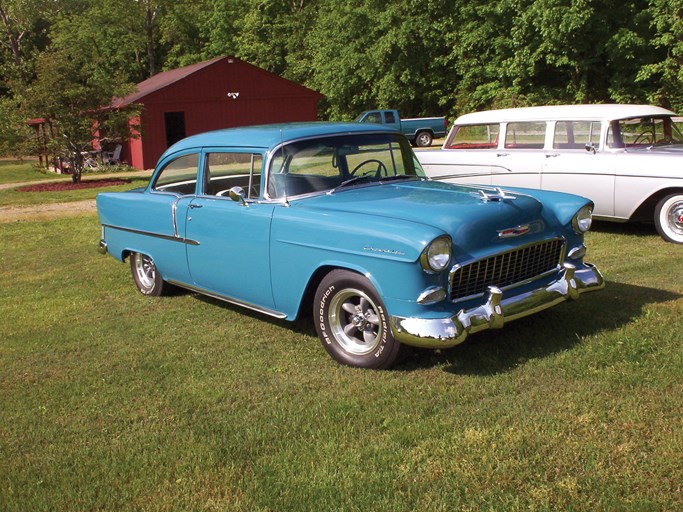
[{"x1": 479, "y1": 188, "x2": 516, "y2": 202}]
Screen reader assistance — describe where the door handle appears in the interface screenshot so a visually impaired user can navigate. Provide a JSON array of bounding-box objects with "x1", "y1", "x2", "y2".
[
  {"x1": 545, "y1": 153, "x2": 560, "y2": 158},
  {"x1": 189, "y1": 204, "x2": 203, "y2": 209},
  {"x1": 496, "y1": 153, "x2": 509, "y2": 157}
]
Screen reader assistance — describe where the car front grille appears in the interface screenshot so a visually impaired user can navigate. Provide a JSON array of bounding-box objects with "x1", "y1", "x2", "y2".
[{"x1": 450, "y1": 238, "x2": 565, "y2": 301}]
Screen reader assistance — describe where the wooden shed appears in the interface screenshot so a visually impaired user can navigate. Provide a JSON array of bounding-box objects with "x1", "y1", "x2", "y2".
[{"x1": 110, "y1": 56, "x2": 323, "y2": 169}]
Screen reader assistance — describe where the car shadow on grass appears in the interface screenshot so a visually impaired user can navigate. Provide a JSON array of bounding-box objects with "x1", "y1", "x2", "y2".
[
  {"x1": 188, "y1": 281, "x2": 679, "y2": 374},
  {"x1": 590, "y1": 220, "x2": 656, "y2": 238},
  {"x1": 400, "y1": 281, "x2": 680, "y2": 375}
]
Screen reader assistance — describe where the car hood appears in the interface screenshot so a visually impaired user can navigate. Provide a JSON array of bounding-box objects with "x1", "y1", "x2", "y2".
[{"x1": 294, "y1": 180, "x2": 557, "y2": 250}]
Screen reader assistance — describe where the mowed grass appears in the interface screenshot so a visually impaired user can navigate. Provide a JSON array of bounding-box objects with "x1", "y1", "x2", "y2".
[
  {"x1": 0, "y1": 177, "x2": 150, "y2": 207},
  {"x1": 1, "y1": 214, "x2": 681, "y2": 511},
  {"x1": 0, "y1": 159, "x2": 63, "y2": 184}
]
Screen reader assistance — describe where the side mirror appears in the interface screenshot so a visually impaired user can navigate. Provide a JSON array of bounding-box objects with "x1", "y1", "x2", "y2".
[
  {"x1": 228, "y1": 186, "x2": 247, "y2": 206},
  {"x1": 584, "y1": 142, "x2": 596, "y2": 154}
]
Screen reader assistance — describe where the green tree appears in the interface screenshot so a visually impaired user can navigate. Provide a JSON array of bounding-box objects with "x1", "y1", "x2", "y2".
[{"x1": 638, "y1": 0, "x2": 683, "y2": 111}]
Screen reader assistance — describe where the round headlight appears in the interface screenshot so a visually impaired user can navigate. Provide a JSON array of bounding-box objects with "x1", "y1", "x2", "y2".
[
  {"x1": 421, "y1": 236, "x2": 452, "y2": 273},
  {"x1": 572, "y1": 205, "x2": 593, "y2": 233}
]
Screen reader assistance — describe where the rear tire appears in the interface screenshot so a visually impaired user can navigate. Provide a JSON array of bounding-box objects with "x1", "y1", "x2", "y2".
[
  {"x1": 130, "y1": 252, "x2": 169, "y2": 296},
  {"x1": 314, "y1": 270, "x2": 402, "y2": 369},
  {"x1": 654, "y1": 194, "x2": 683, "y2": 244},
  {"x1": 415, "y1": 131, "x2": 433, "y2": 147}
]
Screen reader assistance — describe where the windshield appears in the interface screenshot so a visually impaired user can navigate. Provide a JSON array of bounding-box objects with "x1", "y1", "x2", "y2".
[
  {"x1": 607, "y1": 115, "x2": 683, "y2": 148},
  {"x1": 266, "y1": 133, "x2": 425, "y2": 199}
]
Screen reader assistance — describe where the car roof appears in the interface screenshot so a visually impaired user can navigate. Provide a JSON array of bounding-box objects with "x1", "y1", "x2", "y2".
[
  {"x1": 164, "y1": 122, "x2": 399, "y2": 154},
  {"x1": 454, "y1": 104, "x2": 677, "y2": 124}
]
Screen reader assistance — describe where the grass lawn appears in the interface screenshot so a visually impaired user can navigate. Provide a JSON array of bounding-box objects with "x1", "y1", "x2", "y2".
[
  {"x1": 0, "y1": 159, "x2": 66, "y2": 184},
  {"x1": 0, "y1": 177, "x2": 150, "y2": 207},
  {"x1": 0, "y1": 214, "x2": 681, "y2": 511}
]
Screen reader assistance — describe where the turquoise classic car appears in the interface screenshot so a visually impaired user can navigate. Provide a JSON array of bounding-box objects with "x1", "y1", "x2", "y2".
[{"x1": 97, "y1": 122, "x2": 604, "y2": 369}]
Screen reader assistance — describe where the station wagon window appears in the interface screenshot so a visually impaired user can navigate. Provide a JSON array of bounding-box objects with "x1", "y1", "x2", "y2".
[
  {"x1": 152, "y1": 153, "x2": 199, "y2": 194},
  {"x1": 504, "y1": 122, "x2": 546, "y2": 149},
  {"x1": 204, "y1": 153, "x2": 263, "y2": 199},
  {"x1": 553, "y1": 121, "x2": 601, "y2": 150},
  {"x1": 445, "y1": 124, "x2": 499, "y2": 149}
]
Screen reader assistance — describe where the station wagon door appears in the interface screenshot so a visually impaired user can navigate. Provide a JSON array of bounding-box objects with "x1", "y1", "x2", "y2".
[
  {"x1": 184, "y1": 152, "x2": 277, "y2": 309},
  {"x1": 417, "y1": 123, "x2": 498, "y2": 185},
  {"x1": 540, "y1": 121, "x2": 615, "y2": 218},
  {"x1": 489, "y1": 121, "x2": 546, "y2": 188}
]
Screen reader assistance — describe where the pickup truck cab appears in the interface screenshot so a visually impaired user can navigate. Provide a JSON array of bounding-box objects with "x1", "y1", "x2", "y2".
[
  {"x1": 356, "y1": 109, "x2": 448, "y2": 147},
  {"x1": 416, "y1": 104, "x2": 683, "y2": 243}
]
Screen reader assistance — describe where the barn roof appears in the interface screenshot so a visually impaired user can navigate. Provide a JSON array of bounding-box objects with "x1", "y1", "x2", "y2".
[{"x1": 110, "y1": 56, "x2": 322, "y2": 109}]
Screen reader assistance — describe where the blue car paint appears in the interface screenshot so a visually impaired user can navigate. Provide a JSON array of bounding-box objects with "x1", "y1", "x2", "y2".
[{"x1": 97, "y1": 122, "x2": 603, "y2": 352}]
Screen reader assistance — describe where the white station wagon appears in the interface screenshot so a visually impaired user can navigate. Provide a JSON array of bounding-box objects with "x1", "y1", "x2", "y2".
[{"x1": 417, "y1": 104, "x2": 683, "y2": 243}]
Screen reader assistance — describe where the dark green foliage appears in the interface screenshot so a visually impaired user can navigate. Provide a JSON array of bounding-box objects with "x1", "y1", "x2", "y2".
[{"x1": 1, "y1": 0, "x2": 682, "y2": 155}]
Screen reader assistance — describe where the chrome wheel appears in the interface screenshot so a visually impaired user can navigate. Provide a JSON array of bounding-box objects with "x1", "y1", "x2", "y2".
[
  {"x1": 133, "y1": 253, "x2": 156, "y2": 290},
  {"x1": 655, "y1": 194, "x2": 683, "y2": 244},
  {"x1": 129, "y1": 252, "x2": 169, "y2": 296},
  {"x1": 314, "y1": 269, "x2": 402, "y2": 368},
  {"x1": 329, "y1": 288, "x2": 383, "y2": 355}
]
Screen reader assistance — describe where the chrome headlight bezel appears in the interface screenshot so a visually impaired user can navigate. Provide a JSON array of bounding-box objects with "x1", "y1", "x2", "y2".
[
  {"x1": 420, "y1": 236, "x2": 452, "y2": 273},
  {"x1": 572, "y1": 205, "x2": 593, "y2": 234}
]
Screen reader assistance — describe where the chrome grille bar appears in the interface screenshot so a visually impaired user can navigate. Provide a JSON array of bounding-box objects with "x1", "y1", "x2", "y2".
[{"x1": 450, "y1": 239, "x2": 565, "y2": 301}]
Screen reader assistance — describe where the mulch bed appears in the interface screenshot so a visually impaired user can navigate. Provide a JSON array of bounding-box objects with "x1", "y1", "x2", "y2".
[{"x1": 17, "y1": 178, "x2": 130, "y2": 192}]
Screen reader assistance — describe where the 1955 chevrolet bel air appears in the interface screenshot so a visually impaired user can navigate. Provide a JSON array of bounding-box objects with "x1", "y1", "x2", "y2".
[{"x1": 97, "y1": 123, "x2": 604, "y2": 369}]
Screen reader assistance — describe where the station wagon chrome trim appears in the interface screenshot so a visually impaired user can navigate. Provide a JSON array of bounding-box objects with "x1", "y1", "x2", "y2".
[{"x1": 102, "y1": 223, "x2": 200, "y2": 246}]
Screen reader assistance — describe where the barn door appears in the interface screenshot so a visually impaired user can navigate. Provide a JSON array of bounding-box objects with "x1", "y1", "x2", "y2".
[{"x1": 164, "y1": 111, "x2": 186, "y2": 147}]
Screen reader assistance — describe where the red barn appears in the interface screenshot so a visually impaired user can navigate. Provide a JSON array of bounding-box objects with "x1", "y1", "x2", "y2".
[{"x1": 110, "y1": 56, "x2": 323, "y2": 169}]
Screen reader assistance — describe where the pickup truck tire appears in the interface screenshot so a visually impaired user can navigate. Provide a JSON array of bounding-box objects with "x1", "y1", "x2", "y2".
[
  {"x1": 415, "y1": 131, "x2": 433, "y2": 147},
  {"x1": 655, "y1": 194, "x2": 683, "y2": 244},
  {"x1": 130, "y1": 252, "x2": 170, "y2": 296},
  {"x1": 314, "y1": 269, "x2": 403, "y2": 369}
]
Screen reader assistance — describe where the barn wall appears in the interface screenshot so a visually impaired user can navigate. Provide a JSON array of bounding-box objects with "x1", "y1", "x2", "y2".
[{"x1": 135, "y1": 58, "x2": 321, "y2": 169}]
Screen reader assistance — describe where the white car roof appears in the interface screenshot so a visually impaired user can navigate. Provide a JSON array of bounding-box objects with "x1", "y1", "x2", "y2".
[{"x1": 454, "y1": 104, "x2": 677, "y2": 124}]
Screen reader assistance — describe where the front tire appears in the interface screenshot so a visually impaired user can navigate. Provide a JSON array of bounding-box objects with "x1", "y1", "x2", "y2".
[
  {"x1": 314, "y1": 270, "x2": 402, "y2": 369},
  {"x1": 655, "y1": 194, "x2": 683, "y2": 244},
  {"x1": 130, "y1": 252, "x2": 169, "y2": 296}
]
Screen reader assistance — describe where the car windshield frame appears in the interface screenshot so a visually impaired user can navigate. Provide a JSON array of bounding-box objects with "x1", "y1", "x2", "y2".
[{"x1": 265, "y1": 132, "x2": 425, "y2": 200}]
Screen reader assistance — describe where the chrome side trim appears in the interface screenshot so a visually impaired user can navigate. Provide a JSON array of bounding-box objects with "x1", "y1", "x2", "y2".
[
  {"x1": 391, "y1": 263, "x2": 604, "y2": 349},
  {"x1": 101, "y1": 223, "x2": 200, "y2": 246},
  {"x1": 167, "y1": 280, "x2": 287, "y2": 319}
]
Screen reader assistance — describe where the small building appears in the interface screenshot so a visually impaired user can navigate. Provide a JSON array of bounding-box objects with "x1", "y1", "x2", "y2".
[{"x1": 110, "y1": 56, "x2": 323, "y2": 169}]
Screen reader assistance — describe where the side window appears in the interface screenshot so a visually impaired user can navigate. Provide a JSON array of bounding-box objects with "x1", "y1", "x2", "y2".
[
  {"x1": 504, "y1": 122, "x2": 546, "y2": 149},
  {"x1": 152, "y1": 153, "x2": 199, "y2": 194},
  {"x1": 204, "y1": 153, "x2": 263, "y2": 199},
  {"x1": 384, "y1": 111, "x2": 396, "y2": 124},
  {"x1": 445, "y1": 124, "x2": 499, "y2": 149},
  {"x1": 554, "y1": 121, "x2": 601, "y2": 149},
  {"x1": 363, "y1": 112, "x2": 382, "y2": 124}
]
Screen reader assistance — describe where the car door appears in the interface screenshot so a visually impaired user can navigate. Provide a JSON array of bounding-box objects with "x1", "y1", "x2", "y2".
[
  {"x1": 417, "y1": 122, "x2": 498, "y2": 184},
  {"x1": 184, "y1": 151, "x2": 277, "y2": 309},
  {"x1": 540, "y1": 120, "x2": 616, "y2": 218},
  {"x1": 490, "y1": 121, "x2": 546, "y2": 188}
]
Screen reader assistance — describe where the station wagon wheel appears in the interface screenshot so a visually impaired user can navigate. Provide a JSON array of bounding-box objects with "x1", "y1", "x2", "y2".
[
  {"x1": 314, "y1": 269, "x2": 402, "y2": 369},
  {"x1": 415, "y1": 131, "x2": 433, "y2": 147},
  {"x1": 130, "y1": 252, "x2": 168, "y2": 296},
  {"x1": 655, "y1": 194, "x2": 683, "y2": 244}
]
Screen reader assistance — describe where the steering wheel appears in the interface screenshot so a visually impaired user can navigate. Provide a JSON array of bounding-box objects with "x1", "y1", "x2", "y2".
[
  {"x1": 633, "y1": 130, "x2": 655, "y2": 145},
  {"x1": 350, "y1": 159, "x2": 388, "y2": 178}
]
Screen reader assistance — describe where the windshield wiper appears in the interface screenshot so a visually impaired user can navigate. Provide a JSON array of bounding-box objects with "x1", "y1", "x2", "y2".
[
  {"x1": 327, "y1": 175, "x2": 374, "y2": 194},
  {"x1": 380, "y1": 175, "x2": 418, "y2": 182}
]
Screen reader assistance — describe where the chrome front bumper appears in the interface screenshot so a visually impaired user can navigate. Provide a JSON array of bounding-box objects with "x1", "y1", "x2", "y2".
[{"x1": 390, "y1": 263, "x2": 604, "y2": 349}]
